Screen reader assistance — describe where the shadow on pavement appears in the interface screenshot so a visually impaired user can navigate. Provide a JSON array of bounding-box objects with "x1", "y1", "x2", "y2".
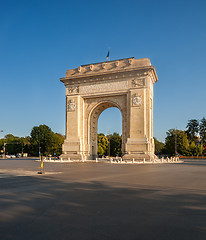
[{"x1": 0, "y1": 175, "x2": 206, "y2": 240}]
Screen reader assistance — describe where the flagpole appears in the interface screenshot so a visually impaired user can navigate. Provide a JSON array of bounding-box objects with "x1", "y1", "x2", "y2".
[{"x1": 106, "y1": 49, "x2": 110, "y2": 62}]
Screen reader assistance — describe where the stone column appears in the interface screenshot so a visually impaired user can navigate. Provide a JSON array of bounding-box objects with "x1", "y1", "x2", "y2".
[{"x1": 61, "y1": 95, "x2": 83, "y2": 160}]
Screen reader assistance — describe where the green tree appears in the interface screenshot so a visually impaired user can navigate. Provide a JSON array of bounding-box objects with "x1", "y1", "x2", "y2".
[
  {"x1": 199, "y1": 117, "x2": 206, "y2": 145},
  {"x1": 49, "y1": 133, "x2": 65, "y2": 156},
  {"x1": 107, "y1": 132, "x2": 122, "y2": 157},
  {"x1": 0, "y1": 134, "x2": 31, "y2": 155},
  {"x1": 97, "y1": 133, "x2": 109, "y2": 156},
  {"x1": 154, "y1": 137, "x2": 165, "y2": 155},
  {"x1": 19, "y1": 136, "x2": 31, "y2": 154},
  {"x1": 164, "y1": 129, "x2": 189, "y2": 156},
  {"x1": 187, "y1": 141, "x2": 198, "y2": 156},
  {"x1": 197, "y1": 144, "x2": 204, "y2": 156},
  {"x1": 186, "y1": 119, "x2": 199, "y2": 142},
  {"x1": 30, "y1": 125, "x2": 54, "y2": 156},
  {"x1": 4, "y1": 134, "x2": 20, "y2": 155}
]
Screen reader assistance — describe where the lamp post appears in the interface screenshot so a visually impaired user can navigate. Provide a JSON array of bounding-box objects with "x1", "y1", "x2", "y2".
[
  {"x1": 175, "y1": 128, "x2": 178, "y2": 156},
  {"x1": 0, "y1": 130, "x2": 4, "y2": 158},
  {"x1": 108, "y1": 130, "x2": 110, "y2": 158},
  {"x1": 38, "y1": 130, "x2": 41, "y2": 161}
]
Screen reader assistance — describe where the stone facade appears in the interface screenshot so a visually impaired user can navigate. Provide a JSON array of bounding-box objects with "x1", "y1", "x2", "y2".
[{"x1": 60, "y1": 57, "x2": 158, "y2": 160}]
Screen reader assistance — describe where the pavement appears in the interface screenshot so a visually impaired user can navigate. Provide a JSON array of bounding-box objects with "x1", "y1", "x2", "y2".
[{"x1": 0, "y1": 158, "x2": 206, "y2": 240}]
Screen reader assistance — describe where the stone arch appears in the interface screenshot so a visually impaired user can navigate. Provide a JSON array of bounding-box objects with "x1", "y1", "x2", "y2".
[
  {"x1": 88, "y1": 100, "x2": 124, "y2": 159},
  {"x1": 60, "y1": 57, "x2": 158, "y2": 161}
]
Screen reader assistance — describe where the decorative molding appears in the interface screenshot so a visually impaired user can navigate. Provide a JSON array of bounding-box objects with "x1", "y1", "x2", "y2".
[
  {"x1": 132, "y1": 78, "x2": 145, "y2": 88},
  {"x1": 102, "y1": 63, "x2": 106, "y2": 69},
  {"x1": 64, "y1": 71, "x2": 149, "y2": 86},
  {"x1": 67, "y1": 99, "x2": 76, "y2": 112},
  {"x1": 132, "y1": 94, "x2": 142, "y2": 107},
  {"x1": 64, "y1": 58, "x2": 153, "y2": 80},
  {"x1": 78, "y1": 66, "x2": 82, "y2": 72},
  {"x1": 89, "y1": 65, "x2": 94, "y2": 71},
  {"x1": 67, "y1": 86, "x2": 79, "y2": 94},
  {"x1": 115, "y1": 61, "x2": 119, "y2": 67},
  {"x1": 128, "y1": 58, "x2": 133, "y2": 65}
]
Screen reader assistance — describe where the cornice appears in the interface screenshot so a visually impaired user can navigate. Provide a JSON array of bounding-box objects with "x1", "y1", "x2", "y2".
[{"x1": 60, "y1": 58, "x2": 158, "y2": 85}]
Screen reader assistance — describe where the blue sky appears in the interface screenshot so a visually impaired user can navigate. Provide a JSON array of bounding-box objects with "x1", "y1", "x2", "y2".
[{"x1": 1, "y1": 0, "x2": 206, "y2": 142}]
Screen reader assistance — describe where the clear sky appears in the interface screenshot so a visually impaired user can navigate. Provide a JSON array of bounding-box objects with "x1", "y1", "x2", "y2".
[{"x1": 1, "y1": 0, "x2": 206, "y2": 142}]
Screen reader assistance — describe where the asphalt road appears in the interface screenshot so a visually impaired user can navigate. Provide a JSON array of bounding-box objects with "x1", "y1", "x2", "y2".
[{"x1": 0, "y1": 158, "x2": 206, "y2": 240}]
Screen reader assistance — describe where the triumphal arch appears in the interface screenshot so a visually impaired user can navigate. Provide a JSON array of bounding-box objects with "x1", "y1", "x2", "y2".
[{"x1": 60, "y1": 57, "x2": 158, "y2": 160}]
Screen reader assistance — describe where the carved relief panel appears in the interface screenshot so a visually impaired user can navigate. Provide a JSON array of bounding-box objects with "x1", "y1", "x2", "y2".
[
  {"x1": 131, "y1": 78, "x2": 145, "y2": 88},
  {"x1": 67, "y1": 99, "x2": 76, "y2": 112},
  {"x1": 132, "y1": 94, "x2": 142, "y2": 107},
  {"x1": 66, "y1": 86, "x2": 79, "y2": 95}
]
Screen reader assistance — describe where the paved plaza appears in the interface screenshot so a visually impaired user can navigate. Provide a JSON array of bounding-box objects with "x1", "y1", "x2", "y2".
[{"x1": 0, "y1": 158, "x2": 206, "y2": 240}]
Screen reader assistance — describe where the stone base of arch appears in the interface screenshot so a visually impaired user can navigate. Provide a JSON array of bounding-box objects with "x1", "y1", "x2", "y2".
[
  {"x1": 122, "y1": 153, "x2": 156, "y2": 161},
  {"x1": 60, "y1": 139, "x2": 156, "y2": 161},
  {"x1": 122, "y1": 138, "x2": 156, "y2": 161}
]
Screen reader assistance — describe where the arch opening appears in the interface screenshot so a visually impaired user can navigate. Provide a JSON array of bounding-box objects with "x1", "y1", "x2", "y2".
[{"x1": 89, "y1": 102, "x2": 123, "y2": 160}]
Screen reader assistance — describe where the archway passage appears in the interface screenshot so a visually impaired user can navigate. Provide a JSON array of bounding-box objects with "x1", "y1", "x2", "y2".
[
  {"x1": 60, "y1": 57, "x2": 158, "y2": 161},
  {"x1": 98, "y1": 107, "x2": 122, "y2": 135},
  {"x1": 90, "y1": 104, "x2": 123, "y2": 159}
]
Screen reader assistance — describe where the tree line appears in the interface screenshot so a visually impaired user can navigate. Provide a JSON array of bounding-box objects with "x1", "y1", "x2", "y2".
[
  {"x1": 0, "y1": 125, "x2": 65, "y2": 156},
  {"x1": 155, "y1": 118, "x2": 206, "y2": 156},
  {"x1": 1, "y1": 118, "x2": 206, "y2": 157},
  {"x1": 98, "y1": 118, "x2": 206, "y2": 157},
  {"x1": 0, "y1": 129, "x2": 122, "y2": 157}
]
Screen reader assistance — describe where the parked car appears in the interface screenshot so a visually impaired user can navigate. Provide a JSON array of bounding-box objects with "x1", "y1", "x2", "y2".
[{"x1": 10, "y1": 155, "x2": 16, "y2": 158}]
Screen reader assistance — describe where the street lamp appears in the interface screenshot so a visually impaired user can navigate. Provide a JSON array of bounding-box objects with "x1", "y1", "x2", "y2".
[
  {"x1": 0, "y1": 130, "x2": 4, "y2": 158},
  {"x1": 38, "y1": 130, "x2": 41, "y2": 160},
  {"x1": 107, "y1": 130, "x2": 110, "y2": 158}
]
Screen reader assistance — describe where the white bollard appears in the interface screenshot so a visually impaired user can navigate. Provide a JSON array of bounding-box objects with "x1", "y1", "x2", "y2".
[
  {"x1": 143, "y1": 158, "x2": 145, "y2": 163},
  {"x1": 49, "y1": 156, "x2": 51, "y2": 161},
  {"x1": 132, "y1": 158, "x2": 134, "y2": 163},
  {"x1": 96, "y1": 158, "x2": 98, "y2": 163},
  {"x1": 60, "y1": 157, "x2": 62, "y2": 162}
]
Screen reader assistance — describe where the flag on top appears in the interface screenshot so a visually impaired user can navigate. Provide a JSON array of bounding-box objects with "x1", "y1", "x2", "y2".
[{"x1": 106, "y1": 49, "x2": 110, "y2": 62}]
